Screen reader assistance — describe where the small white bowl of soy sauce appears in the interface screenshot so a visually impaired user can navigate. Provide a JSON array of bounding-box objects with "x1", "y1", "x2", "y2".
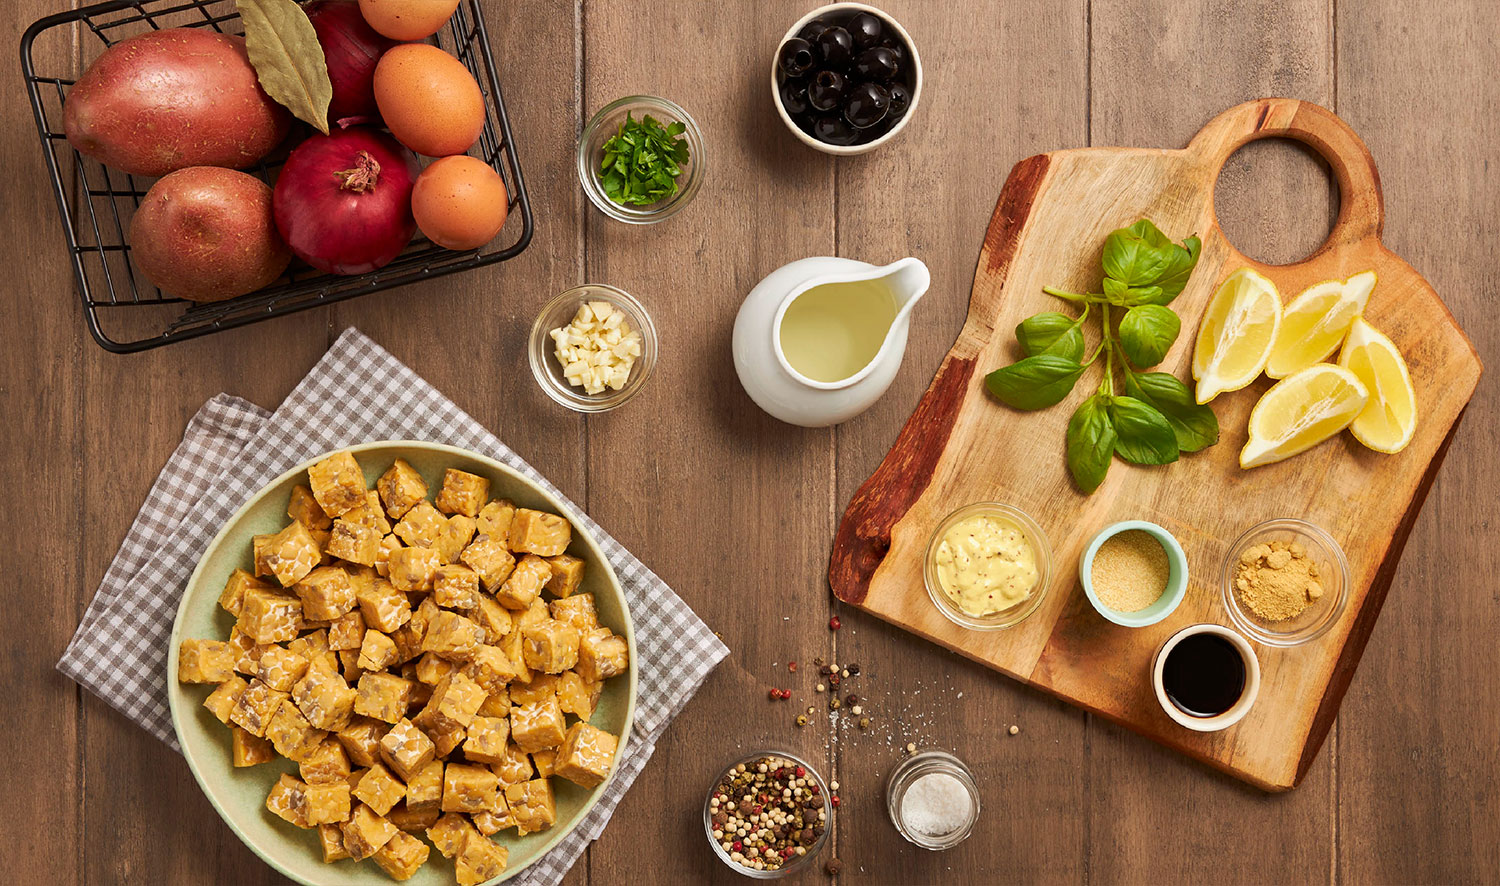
[{"x1": 1151, "y1": 624, "x2": 1261, "y2": 732}]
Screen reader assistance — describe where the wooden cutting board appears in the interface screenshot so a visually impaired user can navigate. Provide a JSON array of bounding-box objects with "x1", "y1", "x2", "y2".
[{"x1": 828, "y1": 98, "x2": 1482, "y2": 791}]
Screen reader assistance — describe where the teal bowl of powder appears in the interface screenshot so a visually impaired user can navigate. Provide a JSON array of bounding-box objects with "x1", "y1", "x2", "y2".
[{"x1": 1079, "y1": 520, "x2": 1189, "y2": 627}]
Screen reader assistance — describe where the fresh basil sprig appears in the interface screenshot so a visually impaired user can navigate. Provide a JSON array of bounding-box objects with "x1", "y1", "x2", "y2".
[{"x1": 983, "y1": 218, "x2": 1218, "y2": 493}]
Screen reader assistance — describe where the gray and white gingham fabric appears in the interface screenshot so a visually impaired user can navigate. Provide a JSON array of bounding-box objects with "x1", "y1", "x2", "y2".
[{"x1": 57, "y1": 327, "x2": 728, "y2": 886}]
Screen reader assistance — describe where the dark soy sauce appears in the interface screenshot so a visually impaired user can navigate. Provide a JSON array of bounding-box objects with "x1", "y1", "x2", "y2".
[{"x1": 1162, "y1": 633, "x2": 1246, "y2": 717}]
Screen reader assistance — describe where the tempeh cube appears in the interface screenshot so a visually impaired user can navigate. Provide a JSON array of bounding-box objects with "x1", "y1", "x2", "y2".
[
  {"x1": 422, "y1": 610, "x2": 486, "y2": 662},
  {"x1": 531, "y1": 749, "x2": 556, "y2": 778},
  {"x1": 300, "y1": 738, "x2": 352, "y2": 785},
  {"x1": 463, "y1": 716, "x2": 510, "y2": 764},
  {"x1": 462, "y1": 645, "x2": 519, "y2": 696},
  {"x1": 232, "y1": 726, "x2": 275, "y2": 767},
  {"x1": 510, "y1": 697, "x2": 566, "y2": 753},
  {"x1": 373, "y1": 829, "x2": 430, "y2": 881},
  {"x1": 353, "y1": 762, "x2": 407, "y2": 817},
  {"x1": 389, "y1": 546, "x2": 442, "y2": 593},
  {"x1": 435, "y1": 468, "x2": 490, "y2": 517},
  {"x1": 229, "y1": 679, "x2": 288, "y2": 738},
  {"x1": 337, "y1": 716, "x2": 389, "y2": 768},
  {"x1": 455, "y1": 831, "x2": 510, "y2": 886},
  {"x1": 304, "y1": 781, "x2": 352, "y2": 826},
  {"x1": 327, "y1": 517, "x2": 381, "y2": 567},
  {"x1": 470, "y1": 803, "x2": 512, "y2": 836},
  {"x1": 358, "y1": 630, "x2": 398, "y2": 672},
  {"x1": 507, "y1": 509, "x2": 571, "y2": 557},
  {"x1": 426, "y1": 812, "x2": 477, "y2": 858},
  {"x1": 220, "y1": 568, "x2": 271, "y2": 616},
  {"x1": 459, "y1": 535, "x2": 516, "y2": 593},
  {"x1": 288, "y1": 629, "x2": 339, "y2": 672},
  {"x1": 341, "y1": 802, "x2": 399, "y2": 861},
  {"x1": 377, "y1": 458, "x2": 427, "y2": 520},
  {"x1": 204, "y1": 675, "x2": 249, "y2": 723},
  {"x1": 287, "y1": 484, "x2": 332, "y2": 530},
  {"x1": 356, "y1": 577, "x2": 412, "y2": 633},
  {"x1": 266, "y1": 773, "x2": 312, "y2": 828},
  {"x1": 177, "y1": 638, "x2": 236, "y2": 683},
  {"x1": 237, "y1": 588, "x2": 303, "y2": 644},
  {"x1": 379, "y1": 718, "x2": 436, "y2": 782},
  {"x1": 577, "y1": 627, "x2": 630, "y2": 683},
  {"x1": 394, "y1": 501, "x2": 447, "y2": 549},
  {"x1": 434, "y1": 515, "x2": 477, "y2": 565},
  {"x1": 548, "y1": 593, "x2": 598, "y2": 634},
  {"x1": 256, "y1": 645, "x2": 310, "y2": 692},
  {"x1": 556, "y1": 669, "x2": 603, "y2": 720},
  {"x1": 328, "y1": 609, "x2": 366, "y2": 651},
  {"x1": 476, "y1": 499, "x2": 515, "y2": 540},
  {"x1": 292, "y1": 657, "x2": 358, "y2": 731},
  {"x1": 261, "y1": 521, "x2": 323, "y2": 587},
  {"x1": 508, "y1": 673, "x2": 558, "y2": 706},
  {"x1": 504, "y1": 778, "x2": 556, "y2": 836},
  {"x1": 388, "y1": 801, "x2": 441, "y2": 833},
  {"x1": 419, "y1": 671, "x2": 487, "y2": 731},
  {"x1": 554, "y1": 721, "x2": 618, "y2": 789},
  {"x1": 354, "y1": 672, "x2": 414, "y2": 724},
  {"x1": 415, "y1": 651, "x2": 456, "y2": 686},
  {"x1": 308, "y1": 451, "x2": 367, "y2": 518},
  {"x1": 441, "y1": 763, "x2": 500, "y2": 814},
  {"x1": 294, "y1": 565, "x2": 356, "y2": 621},
  {"x1": 544, "y1": 554, "x2": 586, "y2": 598},
  {"x1": 467, "y1": 596, "x2": 513, "y2": 641},
  {"x1": 404, "y1": 759, "x2": 444, "y2": 812},
  {"x1": 375, "y1": 533, "x2": 403, "y2": 578},
  {"x1": 433, "y1": 564, "x2": 481, "y2": 610},
  {"x1": 317, "y1": 823, "x2": 350, "y2": 863},
  {"x1": 488, "y1": 742, "x2": 534, "y2": 786},
  {"x1": 521, "y1": 619, "x2": 581, "y2": 675},
  {"x1": 266, "y1": 698, "x2": 329, "y2": 763},
  {"x1": 496, "y1": 554, "x2": 550, "y2": 610}
]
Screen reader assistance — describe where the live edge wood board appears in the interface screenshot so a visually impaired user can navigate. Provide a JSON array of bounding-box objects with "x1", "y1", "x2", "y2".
[{"x1": 829, "y1": 98, "x2": 1482, "y2": 791}]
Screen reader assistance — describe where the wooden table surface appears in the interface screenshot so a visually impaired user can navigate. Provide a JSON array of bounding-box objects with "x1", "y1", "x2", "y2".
[{"x1": 3, "y1": 1, "x2": 1495, "y2": 883}]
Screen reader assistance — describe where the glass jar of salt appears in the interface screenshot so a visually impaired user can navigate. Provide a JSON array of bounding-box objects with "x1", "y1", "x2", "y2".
[{"x1": 885, "y1": 750, "x2": 980, "y2": 849}]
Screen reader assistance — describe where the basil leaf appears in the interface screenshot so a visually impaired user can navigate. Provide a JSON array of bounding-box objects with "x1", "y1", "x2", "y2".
[
  {"x1": 985, "y1": 355, "x2": 1085, "y2": 411},
  {"x1": 1101, "y1": 276, "x2": 1130, "y2": 303},
  {"x1": 1102, "y1": 222, "x2": 1178, "y2": 287},
  {"x1": 1066, "y1": 395, "x2": 1116, "y2": 493},
  {"x1": 1152, "y1": 235, "x2": 1202, "y2": 302},
  {"x1": 1118, "y1": 304, "x2": 1181, "y2": 367},
  {"x1": 1124, "y1": 372, "x2": 1219, "y2": 452},
  {"x1": 1016, "y1": 312, "x2": 1085, "y2": 361},
  {"x1": 1108, "y1": 396, "x2": 1180, "y2": 465}
]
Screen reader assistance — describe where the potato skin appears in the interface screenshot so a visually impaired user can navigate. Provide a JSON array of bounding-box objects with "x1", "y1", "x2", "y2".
[
  {"x1": 64, "y1": 29, "x2": 290, "y2": 177},
  {"x1": 130, "y1": 167, "x2": 292, "y2": 303}
]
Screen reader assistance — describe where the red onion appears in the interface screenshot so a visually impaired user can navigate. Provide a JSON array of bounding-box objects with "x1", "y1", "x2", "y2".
[
  {"x1": 303, "y1": 0, "x2": 393, "y2": 124},
  {"x1": 273, "y1": 127, "x2": 418, "y2": 275}
]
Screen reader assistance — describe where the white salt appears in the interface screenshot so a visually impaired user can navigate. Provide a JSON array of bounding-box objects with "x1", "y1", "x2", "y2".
[{"x1": 900, "y1": 772, "x2": 973, "y2": 837}]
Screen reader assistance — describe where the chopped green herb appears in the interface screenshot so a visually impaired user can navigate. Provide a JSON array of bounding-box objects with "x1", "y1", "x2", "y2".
[{"x1": 598, "y1": 112, "x2": 690, "y2": 206}]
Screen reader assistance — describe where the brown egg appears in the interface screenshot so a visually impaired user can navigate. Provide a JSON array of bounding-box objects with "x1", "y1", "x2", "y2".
[
  {"x1": 411, "y1": 155, "x2": 509, "y2": 250},
  {"x1": 358, "y1": 0, "x2": 460, "y2": 41},
  {"x1": 373, "y1": 43, "x2": 484, "y2": 158}
]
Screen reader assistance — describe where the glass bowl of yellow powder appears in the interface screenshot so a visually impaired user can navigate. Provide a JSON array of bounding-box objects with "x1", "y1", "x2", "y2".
[
  {"x1": 1079, "y1": 521, "x2": 1189, "y2": 627},
  {"x1": 923, "y1": 502, "x2": 1052, "y2": 630},
  {"x1": 1221, "y1": 518, "x2": 1349, "y2": 647}
]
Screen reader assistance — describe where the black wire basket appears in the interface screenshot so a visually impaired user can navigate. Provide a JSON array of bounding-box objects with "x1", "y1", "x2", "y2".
[{"x1": 20, "y1": 0, "x2": 533, "y2": 353}]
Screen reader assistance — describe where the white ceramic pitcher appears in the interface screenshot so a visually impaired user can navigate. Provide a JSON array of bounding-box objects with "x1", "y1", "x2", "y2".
[{"x1": 732, "y1": 256, "x2": 930, "y2": 427}]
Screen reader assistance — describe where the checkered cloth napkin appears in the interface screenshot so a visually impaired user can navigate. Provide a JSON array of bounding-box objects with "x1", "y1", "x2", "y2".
[{"x1": 58, "y1": 327, "x2": 728, "y2": 885}]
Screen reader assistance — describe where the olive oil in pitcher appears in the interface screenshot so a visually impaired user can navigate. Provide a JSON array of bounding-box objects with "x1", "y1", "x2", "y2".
[{"x1": 778, "y1": 279, "x2": 899, "y2": 383}]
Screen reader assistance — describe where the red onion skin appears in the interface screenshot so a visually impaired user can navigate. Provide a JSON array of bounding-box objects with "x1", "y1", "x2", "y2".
[
  {"x1": 273, "y1": 127, "x2": 419, "y2": 275},
  {"x1": 303, "y1": 0, "x2": 393, "y2": 123}
]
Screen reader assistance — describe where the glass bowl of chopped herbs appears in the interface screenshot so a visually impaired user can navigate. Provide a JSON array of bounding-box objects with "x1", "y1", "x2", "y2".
[{"x1": 579, "y1": 95, "x2": 704, "y2": 224}]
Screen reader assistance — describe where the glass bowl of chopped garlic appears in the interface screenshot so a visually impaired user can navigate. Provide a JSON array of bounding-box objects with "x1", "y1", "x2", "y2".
[
  {"x1": 1220, "y1": 517, "x2": 1350, "y2": 647},
  {"x1": 530, "y1": 284, "x2": 658, "y2": 412}
]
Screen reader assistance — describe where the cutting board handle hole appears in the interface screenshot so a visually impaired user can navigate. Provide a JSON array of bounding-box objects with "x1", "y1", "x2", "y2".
[{"x1": 1212, "y1": 139, "x2": 1338, "y2": 266}]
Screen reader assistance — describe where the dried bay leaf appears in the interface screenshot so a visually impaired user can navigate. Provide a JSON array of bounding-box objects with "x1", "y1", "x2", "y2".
[{"x1": 237, "y1": 0, "x2": 332, "y2": 134}]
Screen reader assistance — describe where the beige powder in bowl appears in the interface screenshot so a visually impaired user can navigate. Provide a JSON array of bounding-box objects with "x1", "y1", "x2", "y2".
[{"x1": 1091, "y1": 529, "x2": 1170, "y2": 612}]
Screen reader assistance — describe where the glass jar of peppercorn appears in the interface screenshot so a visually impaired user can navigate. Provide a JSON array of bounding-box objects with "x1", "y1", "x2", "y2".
[{"x1": 703, "y1": 749, "x2": 833, "y2": 877}]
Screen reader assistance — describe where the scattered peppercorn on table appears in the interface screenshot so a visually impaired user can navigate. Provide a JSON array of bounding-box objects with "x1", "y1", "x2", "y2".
[{"x1": 6, "y1": 0, "x2": 1500, "y2": 884}]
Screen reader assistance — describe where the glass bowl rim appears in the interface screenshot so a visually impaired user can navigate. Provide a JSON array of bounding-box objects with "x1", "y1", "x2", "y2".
[
  {"x1": 1219, "y1": 517, "x2": 1350, "y2": 647},
  {"x1": 923, "y1": 501, "x2": 1053, "y2": 631},
  {"x1": 527, "y1": 284, "x2": 658, "y2": 413},
  {"x1": 702, "y1": 748, "x2": 831, "y2": 878},
  {"x1": 577, "y1": 94, "x2": 705, "y2": 224}
]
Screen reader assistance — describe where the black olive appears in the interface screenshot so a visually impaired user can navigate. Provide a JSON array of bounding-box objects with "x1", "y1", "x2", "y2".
[
  {"x1": 815, "y1": 26, "x2": 854, "y2": 68},
  {"x1": 779, "y1": 79, "x2": 810, "y2": 116},
  {"x1": 842, "y1": 82, "x2": 889, "y2": 129},
  {"x1": 852, "y1": 46, "x2": 899, "y2": 82},
  {"x1": 778, "y1": 38, "x2": 816, "y2": 77},
  {"x1": 812, "y1": 115, "x2": 857, "y2": 146},
  {"x1": 799, "y1": 18, "x2": 831, "y2": 43},
  {"x1": 806, "y1": 69, "x2": 846, "y2": 112},
  {"x1": 846, "y1": 12, "x2": 884, "y2": 50},
  {"x1": 886, "y1": 82, "x2": 912, "y2": 120},
  {"x1": 883, "y1": 39, "x2": 906, "y2": 67}
]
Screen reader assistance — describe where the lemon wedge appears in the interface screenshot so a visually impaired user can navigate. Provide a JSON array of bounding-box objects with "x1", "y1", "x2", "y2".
[
  {"x1": 1192, "y1": 268, "x2": 1281, "y2": 404},
  {"x1": 1338, "y1": 317, "x2": 1417, "y2": 453},
  {"x1": 1240, "y1": 364, "x2": 1369, "y2": 468},
  {"x1": 1265, "y1": 270, "x2": 1377, "y2": 378}
]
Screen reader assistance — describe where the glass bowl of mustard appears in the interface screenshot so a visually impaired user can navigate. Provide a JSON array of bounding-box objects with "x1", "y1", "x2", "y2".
[{"x1": 923, "y1": 502, "x2": 1052, "y2": 630}]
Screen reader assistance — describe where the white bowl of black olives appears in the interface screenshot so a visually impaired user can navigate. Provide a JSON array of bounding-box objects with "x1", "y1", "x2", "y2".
[{"x1": 772, "y1": 3, "x2": 922, "y2": 154}]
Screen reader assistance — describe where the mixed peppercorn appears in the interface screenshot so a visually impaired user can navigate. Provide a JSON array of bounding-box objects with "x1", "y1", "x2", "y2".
[{"x1": 709, "y1": 755, "x2": 829, "y2": 873}]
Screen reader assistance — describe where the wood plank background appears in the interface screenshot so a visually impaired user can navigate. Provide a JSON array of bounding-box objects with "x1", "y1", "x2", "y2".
[{"x1": 1, "y1": 1, "x2": 1494, "y2": 883}]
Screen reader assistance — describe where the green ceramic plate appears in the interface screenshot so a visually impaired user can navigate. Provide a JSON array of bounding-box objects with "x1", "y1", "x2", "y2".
[{"x1": 167, "y1": 441, "x2": 638, "y2": 885}]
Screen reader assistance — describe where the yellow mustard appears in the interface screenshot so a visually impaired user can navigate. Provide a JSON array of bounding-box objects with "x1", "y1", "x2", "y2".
[{"x1": 934, "y1": 513, "x2": 1039, "y2": 616}]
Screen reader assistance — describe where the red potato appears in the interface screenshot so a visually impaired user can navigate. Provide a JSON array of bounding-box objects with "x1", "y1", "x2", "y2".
[
  {"x1": 64, "y1": 29, "x2": 290, "y2": 177},
  {"x1": 130, "y1": 167, "x2": 291, "y2": 303}
]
